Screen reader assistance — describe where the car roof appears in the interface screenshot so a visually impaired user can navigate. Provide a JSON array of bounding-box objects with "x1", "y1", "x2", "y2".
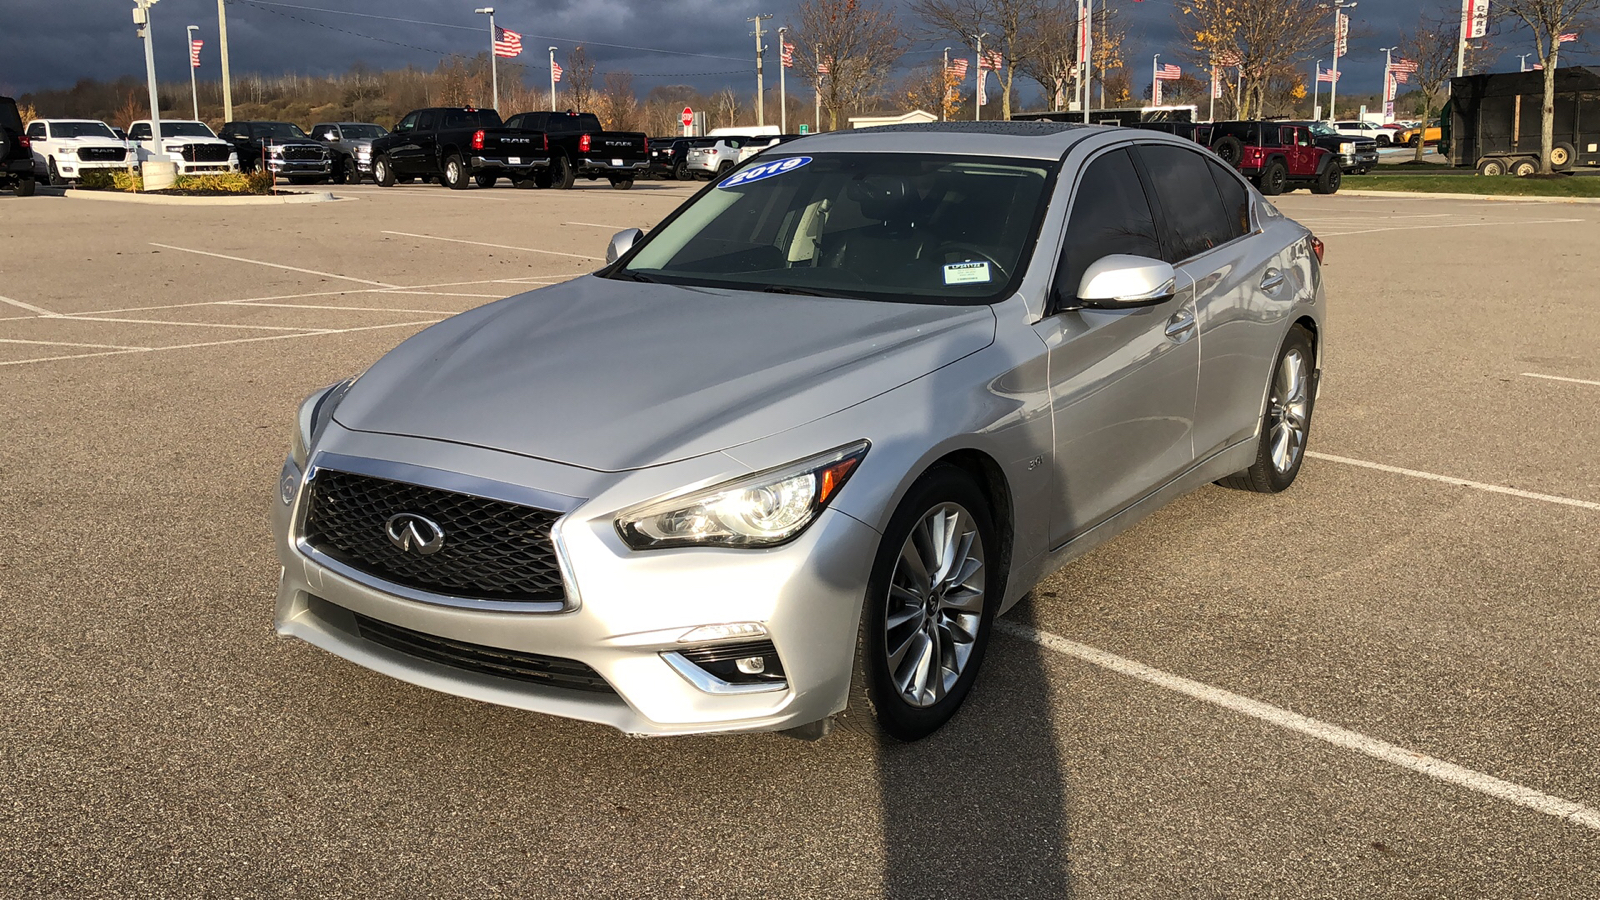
[
  {"x1": 35, "y1": 118, "x2": 112, "y2": 124},
  {"x1": 790, "y1": 121, "x2": 1099, "y2": 160}
]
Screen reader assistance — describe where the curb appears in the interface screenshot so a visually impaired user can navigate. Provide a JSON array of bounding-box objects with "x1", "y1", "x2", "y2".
[
  {"x1": 1336, "y1": 188, "x2": 1600, "y2": 205},
  {"x1": 54, "y1": 188, "x2": 347, "y2": 206}
]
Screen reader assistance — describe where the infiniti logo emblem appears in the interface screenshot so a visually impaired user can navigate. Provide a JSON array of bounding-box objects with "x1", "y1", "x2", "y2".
[{"x1": 385, "y1": 513, "x2": 446, "y2": 555}]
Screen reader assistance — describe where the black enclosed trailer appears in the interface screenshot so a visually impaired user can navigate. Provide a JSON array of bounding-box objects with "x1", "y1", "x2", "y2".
[
  {"x1": 1448, "y1": 66, "x2": 1600, "y2": 174},
  {"x1": 1012, "y1": 105, "x2": 1198, "y2": 127}
]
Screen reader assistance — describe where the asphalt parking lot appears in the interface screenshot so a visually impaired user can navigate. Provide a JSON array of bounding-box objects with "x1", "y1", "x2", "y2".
[{"x1": 2, "y1": 179, "x2": 1597, "y2": 898}]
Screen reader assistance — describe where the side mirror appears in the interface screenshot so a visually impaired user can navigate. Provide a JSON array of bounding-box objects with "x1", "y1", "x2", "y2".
[
  {"x1": 606, "y1": 228, "x2": 644, "y2": 264},
  {"x1": 1076, "y1": 255, "x2": 1178, "y2": 309}
]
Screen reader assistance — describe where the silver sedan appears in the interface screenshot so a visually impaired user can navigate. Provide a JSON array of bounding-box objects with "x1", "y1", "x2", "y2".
[{"x1": 272, "y1": 122, "x2": 1325, "y2": 741}]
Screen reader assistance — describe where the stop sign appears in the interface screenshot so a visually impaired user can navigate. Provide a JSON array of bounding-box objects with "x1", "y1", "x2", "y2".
[{"x1": 681, "y1": 107, "x2": 694, "y2": 127}]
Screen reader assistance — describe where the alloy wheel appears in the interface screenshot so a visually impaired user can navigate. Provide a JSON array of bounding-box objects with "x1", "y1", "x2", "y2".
[
  {"x1": 883, "y1": 503, "x2": 986, "y2": 708},
  {"x1": 1268, "y1": 348, "x2": 1310, "y2": 473}
]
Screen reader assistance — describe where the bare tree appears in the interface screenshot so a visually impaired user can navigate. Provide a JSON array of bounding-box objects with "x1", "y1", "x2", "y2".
[
  {"x1": 1498, "y1": 0, "x2": 1600, "y2": 172},
  {"x1": 1014, "y1": 0, "x2": 1082, "y2": 112},
  {"x1": 911, "y1": 0, "x2": 1049, "y2": 120},
  {"x1": 1175, "y1": 0, "x2": 1324, "y2": 120},
  {"x1": 794, "y1": 0, "x2": 907, "y2": 130},
  {"x1": 565, "y1": 46, "x2": 597, "y2": 112},
  {"x1": 712, "y1": 87, "x2": 743, "y2": 128},
  {"x1": 596, "y1": 72, "x2": 639, "y2": 131},
  {"x1": 900, "y1": 58, "x2": 962, "y2": 118}
]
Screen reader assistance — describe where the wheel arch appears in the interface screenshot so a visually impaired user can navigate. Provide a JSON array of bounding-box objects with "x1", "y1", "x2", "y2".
[{"x1": 922, "y1": 448, "x2": 1015, "y2": 601}]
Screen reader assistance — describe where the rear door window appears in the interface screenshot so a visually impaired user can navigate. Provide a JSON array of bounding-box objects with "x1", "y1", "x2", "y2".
[
  {"x1": 416, "y1": 112, "x2": 436, "y2": 131},
  {"x1": 1208, "y1": 160, "x2": 1252, "y2": 241},
  {"x1": 1056, "y1": 148, "x2": 1164, "y2": 305},
  {"x1": 1135, "y1": 144, "x2": 1234, "y2": 262}
]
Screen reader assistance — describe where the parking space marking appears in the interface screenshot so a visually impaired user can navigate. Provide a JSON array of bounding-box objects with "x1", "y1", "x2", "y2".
[
  {"x1": 998, "y1": 620, "x2": 1600, "y2": 831},
  {"x1": 565, "y1": 221, "x2": 642, "y2": 230},
  {"x1": 0, "y1": 337, "x2": 151, "y2": 350},
  {"x1": 1308, "y1": 451, "x2": 1600, "y2": 511},
  {"x1": 0, "y1": 318, "x2": 444, "y2": 368},
  {"x1": 1315, "y1": 218, "x2": 1582, "y2": 237},
  {"x1": 1523, "y1": 372, "x2": 1600, "y2": 387},
  {"x1": 66, "y1": 315, "x2": 328, "y2": 333},
  {"x1": 0, "y1": 294, "x2": 58, "y2": 316},
  {"x1": 381, "y1": 230, "x2": 605, "y2": 261},
  {"x1": 239, "y1": 302, "x2": 464, "y2": 315},
  {"x1": 149, "y1": 243, "x2": 405, "y2": 288}
]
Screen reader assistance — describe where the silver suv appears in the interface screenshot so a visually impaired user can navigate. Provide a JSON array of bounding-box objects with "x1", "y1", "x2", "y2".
[{"x1": 311, "y1": 122, "x2": 389, "y2": 184}]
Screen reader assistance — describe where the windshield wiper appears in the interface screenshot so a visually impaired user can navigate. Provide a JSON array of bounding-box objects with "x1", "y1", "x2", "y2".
[
  {"x1": 761, "y1": 285, "x2": 833, "y2": 297},
  {"x1": 617, "y1": 271, "x2": 658, "y2": 283}
]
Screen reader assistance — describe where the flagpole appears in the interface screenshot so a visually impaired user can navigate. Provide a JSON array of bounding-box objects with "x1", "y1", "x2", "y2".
[
  {"x1": 550, "y1": 47, "x2": 558, "y2": 110},
  {"x1": 187, "y1": 25, "x2": 199, "y2": 120},
  {"x1": 778, "y1": 27, "x2": 788, "y2": 133},
  {"x1": 943, "y1": 47, "x2": 949, "y2": 121},
  {"x1": 1312, "y1": 59, "x2": 1320, "y2": 119},
  {"x1": 814, "y1": 45, "x2": 821, "y2": 132},
  {"x1": 1152, "y1": 53, "x2": 1159, "y2": 108},
  {"x1": 1082, "y1": 0, "x2": 1093, "y2": 123},
  {"x1": 217, "y1": 0, "x2": 233, "y2": 122},
  {"x1": 974, "y1": 34, "x2": 984, "y2": 122}
]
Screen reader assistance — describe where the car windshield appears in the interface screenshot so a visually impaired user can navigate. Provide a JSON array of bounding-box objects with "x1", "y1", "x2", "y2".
[
  {"x1": 614, "y1": 152, "x2": 1056, "y2": 305},
  {"x1": 257, "y1": 122, "x2": 310, "y2": 139},
  {"x1": 54, "y1": 121, "x2": 119, "y2": 139},
  {"x1": 1304, "y1": 121, "x2": 1338, "y2": 137},
  {"x1": 152, "y1": 122, "x2": 217, "y2": 137},
  {"x1": 340, "y1": 124, "x2": 386, "y2": 139}
]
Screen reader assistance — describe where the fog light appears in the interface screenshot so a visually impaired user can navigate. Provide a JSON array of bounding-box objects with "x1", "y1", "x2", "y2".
[{"x1": 735, "y1": 656, "x2": 765, "y2": 675}]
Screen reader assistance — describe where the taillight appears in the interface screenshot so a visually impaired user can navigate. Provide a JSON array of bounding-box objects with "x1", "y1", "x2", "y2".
[
  {"x1": 543, "y1": 133, "x2": 549, "y2": 151},
  {"x1": 19, "y1": 135, "x2": 30, "y2": 150},
  {"x1": 1310, "y1": 235, "x2": 1325, "y2": 263},
  {"x1": 643, "y1": 136, "x2": 649, "y2": 154},
  {"x1": 579, "y1": 133, "x2": 591, "y2": 153},
  {"x1": 471, "y1": 129, "x2": 485, "y2": 151}
]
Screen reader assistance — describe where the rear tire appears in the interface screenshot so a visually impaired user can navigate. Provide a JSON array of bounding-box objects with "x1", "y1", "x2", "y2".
[
  {"x1": 1217, "y1": 327, "x2": 1316, "y2": 494},
  {"x1": 1511, "y1": 157, "x2": 1539, "y2": 178},
  {"x1": 673, "y1": 160, "x2": 689, "y2": 180},
  {"x1": 609, "y1": 175, "x2": 634, "y2": 190},
  {"x1": 1475, "y1": 157, "x2": 1508, "y2": 176},
  {"x1": 1256, "y1": 160, "x2": 1288, "y2": 196},
  {"x1": 14, "y1": 176, "x2": 36, "y2": 197},
  {"x1": 553, "y1": 155, "x2": 576, "y2": 189},
  {"x1": 840, "y1": 466, "x2": 1001, "y2": 742},
  {"x1": 443, "y1": 154, "x2": 469, "y2": 190},
  {"x1": 1551, "y1": 141, "x2": 1576, "y2": 171},
  {"x1": 474, "y1": 172, "x2": 497, "y2": 189},
  {"x1": 373, "y1": 155, "x2": 396, "y2": 187}
]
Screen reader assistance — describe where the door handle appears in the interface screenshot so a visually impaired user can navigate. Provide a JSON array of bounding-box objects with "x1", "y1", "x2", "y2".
[
  {"x1": 1260, "y1": 269, "x2": 1287, "y2": 292},
  {"x1": 1164, "y1": 308, "x2": 1196, "y2": 340}
]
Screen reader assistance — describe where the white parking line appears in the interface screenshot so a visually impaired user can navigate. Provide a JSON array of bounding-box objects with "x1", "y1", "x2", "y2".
[
  {"x1": 0, "y1": 294, "x2": 57, "y2": 316},
  {"x1": 381, "y1": 230, "x2": 604, "y2": 261},
  {"x1": 0, "y1": 337, "x2": 151, "y2": 350},
  {"x1": 565, "y1": 221, "x2": 641, "y2": 230},
  {"x1": 149, "y1": 243, "x2": 405, "y2": 288},
  {"x1": 1316, "y1": 218, "x2": 1583, "y2": 237},
  {"x1": 239, "y1": 302, "x2": 462, "y2": 315},
  {"x1": 997, "y1": 620, "x2": 1600, "y2": 832},
  {"x1": 1308, "y1": 451, "x2": 1600, "y2": 511},
  {"x1": 1523, "y1": 372, "x2": 1600, "y2": 387},
  {"x1": 67, "y1": 315, "x2": 326, "y2": 333},
  {"x1": 0, "y1": 319, "x2": 442, "y2": 368}
]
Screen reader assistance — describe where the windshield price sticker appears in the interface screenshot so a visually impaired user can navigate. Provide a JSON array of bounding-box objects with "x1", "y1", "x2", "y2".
[
  {"x1": 719, "y1": 155, "x2": 812, "y2": 188},
  {"x1": 943, "y1": 261, "x2": 992, "y2": 285}
]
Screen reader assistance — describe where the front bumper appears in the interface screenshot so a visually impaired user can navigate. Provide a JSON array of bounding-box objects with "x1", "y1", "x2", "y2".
[
  {"x1": 57, "y1": 158, "x2": 130, "y2": 177},
  {"x1": 272, "y1": 436, "x2": 877, "y2": 736},
  {"x1": 267, "y1": 158, "x2": 332, "y2": 175},
  {"x1": 1339, "y1": 150, "x2": 1378, "y2": 170}
]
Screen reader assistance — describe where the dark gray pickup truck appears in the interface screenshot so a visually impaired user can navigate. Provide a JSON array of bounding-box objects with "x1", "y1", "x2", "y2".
[
  {"x1": 503, "y1": 111, "x2": 649, "y2": 190},
  {"x1": 369, "y1": 107, "x2": 551, "y2": 189}
]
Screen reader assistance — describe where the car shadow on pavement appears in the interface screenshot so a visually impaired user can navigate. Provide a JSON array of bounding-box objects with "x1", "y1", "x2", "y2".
[{"x1": 876, "y1": 593, "x2": 1073, "y2": 899}]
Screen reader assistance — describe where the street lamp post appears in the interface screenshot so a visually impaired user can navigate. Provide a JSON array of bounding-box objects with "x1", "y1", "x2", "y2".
[
  {"x1": 1152, "y1": 53, "x2": 1159, "y2": 107},
  {"x1": 749, "y1": 14, "x2": 772, "y2": 128},
  {"x1": 549, "y1": 47, "x2": 558, "y2": 110},
  {"x1": 972, "y1": 32, "x2": 989, "y2": 121},
  {"x1": 186, "y1": 24, "x2": 200, "y2": 120},
  {"x1": 942, "y1": 46, "x2": 951, "y2": 120},
  {"x1": 1312, "y1": 58, "x2": 1321, "y2": 119},
  {"x1": 217, "y1": 0, "x2": 233, "y2": 122},
  {"x1": 778, "y1": 26, "x2": 789, "y2": 132},
  {"x1": 132, "y1": 0, "x2": 174, "y2": 190},
  {"x1": 474, "y1": 8, "x2": 498, "y2": 112}
]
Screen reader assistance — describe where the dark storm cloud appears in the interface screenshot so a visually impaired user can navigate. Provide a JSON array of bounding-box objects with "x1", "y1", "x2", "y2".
[{"x1": 1, "y1": 0, "x2": 1592, "y2": 104}]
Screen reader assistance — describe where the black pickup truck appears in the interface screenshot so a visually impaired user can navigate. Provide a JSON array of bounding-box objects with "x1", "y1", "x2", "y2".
[
  {"x1": 1, "y1": 95, "x2": 35, "y2": 196},
  {"x1": 220, "y1": 121, "x2": 333, "y2": 183},
  {"x1": 370, "y1": 107, "x2": 551, "y2": 190},
  {"x1": 503, "y1": 111, "x2": 649, "y2": 189}
]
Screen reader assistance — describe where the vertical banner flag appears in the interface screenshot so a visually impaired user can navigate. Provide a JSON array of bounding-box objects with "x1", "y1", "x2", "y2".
[
  {"x1": 1468, "y1": 0, "x2": 1491, "y2": 39},
  {"x1": 551, "y1": 59, "x2": 563, "y2": 82},
  {"x1": 190, "y1": 38, "x2": 204, "y2": 68},
  {"x1": 1211, "y1": 66, "x2": 1222, "y2": 99},
  {"x1": 494, "y1": 26, "x2": 523, "y2": 58},
  {"x1": 1335, "y1": 11, "x2": 1349, "y2": 57},
  {"x1": 781, "y1": 41, "x2": 795, "y2": 68},
  {"x1": 977, "y1": 69, "x2": 988, "y2": 105}
]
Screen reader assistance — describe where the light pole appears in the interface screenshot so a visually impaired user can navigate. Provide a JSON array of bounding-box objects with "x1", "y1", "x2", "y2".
[
  {"x1": 217, "y1": 0, "x2": 233, "y2": 122},
  {"x1": 131, "y1": 0, "x2": 171, "y2": 189},
  {"x1": 1081, "y1": 0, "x2": 1094, "y2": 123},
  {"x1": 475, "y1": 8, "x2": 498, "y2": 112},
  {"x1": 1320, "y1": 0, "x2": 1355, "y2": 122},
  {"x1": 1378, "y1": 46, "x2": 1394, "y2": 123},
  {"x1": 1152, "y1": 53, "x2": 1160, "y2": 107},
  {"x1": 549, "y1": 46, "x2": 558, "y2": 109},
  {"x1": 749, "y1": 14, "x2": 771, "y2": 127},
  {"x1": 778, "y1": 26, "x2": 788, "y2": 132},
  {"x1": 814, "y1": 43, "x2": 821, "y2": 132},
  {"x1": 942, "y1": 46, "x2": 951, "y2": 120},
  {"x1": 972, "y1": 32, "x2": 989, "y2": 121},
  {"x1": 186, "y1": 24, "x2": 200, "y2": 120},
  {"x1": 1519, "y1": 53, "x2": 1532, "y2": 71},
  {"x1": 1312, "y1": 58, "x2": 1322, "y2": 120}
]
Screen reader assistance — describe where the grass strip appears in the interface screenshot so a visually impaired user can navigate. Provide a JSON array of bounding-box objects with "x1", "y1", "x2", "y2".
[{"x1": 1350, "y1": 174, "x2": 1600, "y2": 197}]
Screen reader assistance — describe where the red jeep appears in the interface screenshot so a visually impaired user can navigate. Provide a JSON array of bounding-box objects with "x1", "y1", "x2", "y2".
[{"x1": 1207, "y1": 121, "x2": 1342, "y2": 196}]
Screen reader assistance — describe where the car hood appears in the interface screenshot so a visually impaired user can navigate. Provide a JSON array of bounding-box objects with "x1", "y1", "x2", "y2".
[{"x1": 333, "y1": 276, "x2": 997, "y2": 472}]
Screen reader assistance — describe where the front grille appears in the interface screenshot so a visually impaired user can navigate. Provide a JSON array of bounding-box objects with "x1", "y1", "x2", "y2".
[
  {"x1": 77, "y1": 146, "x2": 126, "y2": 161},
  {"x1": 354, "y1": 611, "x2": 614, "y2": 693},
  {"x1": 281, "y1": 145, "x2": 323, "y2": 161},
  {"x1": 181, "y1": 143, "x2": 231, "y2": 162},
  {"x1": 303, "y1": 470, "x2": 567, "y2": 604}
]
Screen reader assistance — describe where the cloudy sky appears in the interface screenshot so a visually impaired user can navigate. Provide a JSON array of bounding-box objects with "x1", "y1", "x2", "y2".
[{"x1": 4, "y1": 0, "x2": 1591, "y2": 106}]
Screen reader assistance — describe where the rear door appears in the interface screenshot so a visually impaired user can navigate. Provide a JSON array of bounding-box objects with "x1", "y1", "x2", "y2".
[
  {"x1": 1034, "y1": 145, "x2": 1201, "y2": 546},
  {"x1": 1136, "y1": 143, "x2": 1281, "y2": 459}
]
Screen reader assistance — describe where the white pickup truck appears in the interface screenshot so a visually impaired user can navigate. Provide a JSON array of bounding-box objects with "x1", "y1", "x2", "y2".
[
  {"x1": 24, "y1": 119, "x2": 130, "y2": 184},
  {"x1": 128, "y1": 119, "x2": 239, "y2": 175}
]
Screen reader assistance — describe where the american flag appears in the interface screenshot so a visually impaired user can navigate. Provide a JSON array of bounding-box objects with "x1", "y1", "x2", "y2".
[
  {"x1": 551, "y1": 59, "x2": 563, "y2": 82},
  {"x1": 1215, "y1": 49, "x2": 1240, "y2": 67},
  {"x1": 1316, "y1": 67, "x2": 1339, "y2": 83},
  {"x1": 817, "y1": 57, "x2": 831, "y2": 76},
  {"x1": 979, "y1": 50, "x2": 1003, "y2": 70},
  {"x1": 1391, "y1": 58, "x2": 1419, "y2": 73},
  {"x1": 782, "y1": 41, "x2": 795, "y2": 68},
  {"x1": 494, "y1": 26, "x2": 522, "y2": 58},
  {"x1": 1154, "y1": 63, "x2": 1182, "y2": 80},
  {"x1": 947, "y1": 57, "x2": 969, "y2": 80},
  {"x1": 190, "y1": 38, "x2": 203, "y2": 69},
  {"x1": 1533, "y1": 63, "x2": 1545, "y2": 69},
  {"x1": 1560, "y1": 32, "x2": 1579, "y2": 43}
]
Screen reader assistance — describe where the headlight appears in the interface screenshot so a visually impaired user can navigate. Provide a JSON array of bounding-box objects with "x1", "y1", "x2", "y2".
[
  {"x1": 290, "y1": 379, "x2": 355, "y2": 468},
  {"x1": 1339, "y1": 141, "x2": 1355, "y2": 154},
  {"x1": 615, "y1": 441, "x2": 869, "y2": 550}
]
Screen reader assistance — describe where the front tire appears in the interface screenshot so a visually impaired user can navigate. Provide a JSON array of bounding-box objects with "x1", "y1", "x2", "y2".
[
  {"x1": 843, "y1": 467, "x2": 1000, "y2": 742},
  {"x1": 373, "y1": 155, "x2": 396, "y2": 187},
  {"x1": 47, "y1": 158, "x2": 66, "y2": 187},
  {"x1": 1218, "y1": 327, "x2": 1316, "y2": 493}
]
